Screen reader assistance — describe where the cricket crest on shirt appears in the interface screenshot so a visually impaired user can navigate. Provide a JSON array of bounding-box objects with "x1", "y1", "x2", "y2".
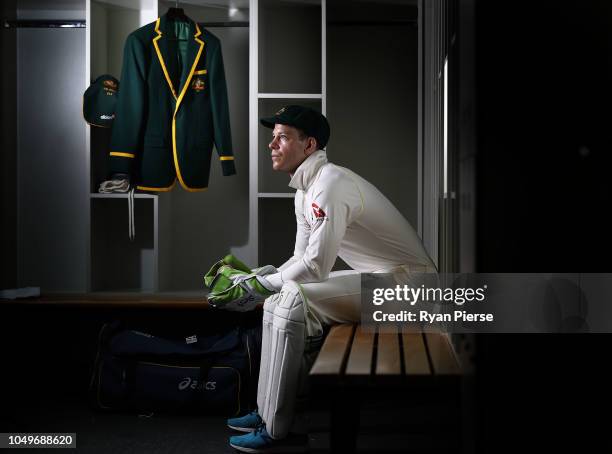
[{"x1": 311, "y1": 202, "x2": 327, "y2": 222}]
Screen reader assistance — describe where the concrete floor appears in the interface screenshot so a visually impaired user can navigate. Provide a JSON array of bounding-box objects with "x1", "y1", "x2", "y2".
[{"x1": 2, "y1": 392, "x2": 463, "y2": 453}]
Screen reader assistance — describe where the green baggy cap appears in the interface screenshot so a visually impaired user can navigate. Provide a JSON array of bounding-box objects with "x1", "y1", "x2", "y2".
[
  {"x1": 260, "y1": 105, "x2": 330, "y2": 149},
  {"x1": 83, "y1": 74, "x2": 119, "y2": 128}
]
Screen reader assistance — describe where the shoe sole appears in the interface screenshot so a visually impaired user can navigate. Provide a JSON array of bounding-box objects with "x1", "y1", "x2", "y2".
[
  {"x1": 229, "y1": 442, "x2": 308, "y2": 453},
  {"x1": 229, "y1": 442, "x2": 260, "y2": 453},
  {"x1": 227, "y1": 424, "x2": 256, "y2": 433}
]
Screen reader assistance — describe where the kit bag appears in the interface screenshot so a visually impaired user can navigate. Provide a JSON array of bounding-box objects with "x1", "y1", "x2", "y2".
[{"x1": 89, "y1": 322, "x2": 261, "y2": 416}]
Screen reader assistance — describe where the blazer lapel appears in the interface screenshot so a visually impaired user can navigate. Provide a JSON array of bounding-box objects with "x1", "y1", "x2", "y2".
[
  {"x1": 153, "y1": 15, "x2": 179, "y2": 100},
  {"x1": 175, "y1": 22, "x2": 205, "y2": 111}
]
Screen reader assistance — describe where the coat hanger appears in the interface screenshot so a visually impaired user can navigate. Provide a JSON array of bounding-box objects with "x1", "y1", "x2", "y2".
[
  {"x1": 166, "y1": 0, "x2": 191, "y2": 43},
  {"x1": 167, "y1": 0, "x2": 189, "y2": 23}
]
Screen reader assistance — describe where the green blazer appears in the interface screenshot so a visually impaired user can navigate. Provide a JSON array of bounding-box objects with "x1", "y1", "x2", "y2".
[{"x1": 109, "y1": 14, "x2": 235, "y2": 192}]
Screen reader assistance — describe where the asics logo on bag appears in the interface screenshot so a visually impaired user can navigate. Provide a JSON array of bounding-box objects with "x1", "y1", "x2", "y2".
[{"x1": 178, "y1": 377, "x2": 217, "y2": 391}]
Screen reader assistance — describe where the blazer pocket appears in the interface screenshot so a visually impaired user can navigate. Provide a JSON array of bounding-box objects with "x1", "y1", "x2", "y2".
[{"x1": 190, "y1": 71, "x2": 207, "y2": 93}]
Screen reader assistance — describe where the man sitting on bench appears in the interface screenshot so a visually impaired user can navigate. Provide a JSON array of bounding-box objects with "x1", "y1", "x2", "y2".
[{"x1": 207, "y1": 106, "x2": 436, "y2": 453}]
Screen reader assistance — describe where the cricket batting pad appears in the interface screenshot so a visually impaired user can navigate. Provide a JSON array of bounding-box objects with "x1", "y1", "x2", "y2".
[{"x1": 258, "y1": 282, "x2": 307, "y2": 439}]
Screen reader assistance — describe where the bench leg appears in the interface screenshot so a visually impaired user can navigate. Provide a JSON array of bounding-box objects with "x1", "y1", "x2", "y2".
[{"x1": 330, "y1": 387, "x2": 359, "y2": 454}]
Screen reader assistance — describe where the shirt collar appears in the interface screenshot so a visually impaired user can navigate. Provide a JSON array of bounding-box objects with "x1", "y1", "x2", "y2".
[{"x1": 288, "y1": 150, "x2": 328, "y2": 191}]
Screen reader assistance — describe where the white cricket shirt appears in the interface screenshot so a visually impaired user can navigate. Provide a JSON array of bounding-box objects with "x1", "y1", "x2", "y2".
[{"x1": 266, "y1": 150, "x2": 435, "y2": 290}]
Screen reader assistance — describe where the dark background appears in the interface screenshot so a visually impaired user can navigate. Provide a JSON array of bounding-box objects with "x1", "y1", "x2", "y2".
[{"x1": 474, "y1": 1, "x2": 612, "y2": 451}]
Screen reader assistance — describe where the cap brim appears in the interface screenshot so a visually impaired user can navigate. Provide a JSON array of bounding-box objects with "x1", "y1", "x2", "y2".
[
  {"x1": 260, "y1": 116, "x2": 277, "y2": 129},
  {"x1": 260, "y1": 115, "x2": 299, "y2": 130}
]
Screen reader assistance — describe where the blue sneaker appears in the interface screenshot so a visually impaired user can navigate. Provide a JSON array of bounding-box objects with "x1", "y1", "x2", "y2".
[
  {"x1": 227, "y1": 410, "x2": 263, "y2": 433},
  {"x1": 229, "y1": 425, "x2": 308, "y2": 453}
]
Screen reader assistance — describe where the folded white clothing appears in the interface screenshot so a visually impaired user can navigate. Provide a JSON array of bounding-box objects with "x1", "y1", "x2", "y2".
[{"x1": 98, "y1": 178, "x2": 130, "y2": 193}]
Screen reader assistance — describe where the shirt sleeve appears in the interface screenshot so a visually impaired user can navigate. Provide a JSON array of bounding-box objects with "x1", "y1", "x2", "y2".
[
  {"x1": 268, "y1": 192, "x2": 309, "y2": 287},
  {"x1": 266, "y1": 177, "x2": 362, "y2": 290}
]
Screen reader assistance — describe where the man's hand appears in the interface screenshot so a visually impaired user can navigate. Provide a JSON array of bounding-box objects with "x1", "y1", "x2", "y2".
[
  {"x1": 204, "y1": 255, "x2": 278, "y2": 312},
  {"x1": 246, "y1": 264, "x2": 278, "y2": 278},
  {"x1": 208, "y1": 270, "x2": 276, "y2": 312},
  {"x1": 204, "y1": 254, "x2": 252, "y2": 288}
]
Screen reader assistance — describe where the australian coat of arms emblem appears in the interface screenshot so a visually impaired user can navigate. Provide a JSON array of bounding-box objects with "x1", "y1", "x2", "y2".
[{"x1": 191, "y1": 77, "x2": 205, "y2": 92}]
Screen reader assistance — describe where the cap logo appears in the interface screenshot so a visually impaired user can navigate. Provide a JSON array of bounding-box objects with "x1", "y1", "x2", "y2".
[
  {"x1": 276, "y1": 107, "x2": 286, "y2": 115},
  {"x1": 102, "y1": 79, "x2": 117, "y2": 95}
]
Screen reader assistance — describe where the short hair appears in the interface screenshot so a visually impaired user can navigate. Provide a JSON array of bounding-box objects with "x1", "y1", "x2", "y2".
[
  {"x1": 296, "y1": 128, "x2": 317, "y2": 148},
  {"x1": 295, "y1": 128, "x2": 307, "y2": 140}
]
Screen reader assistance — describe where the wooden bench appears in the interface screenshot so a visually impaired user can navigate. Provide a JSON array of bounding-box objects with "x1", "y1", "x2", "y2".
[
  {"x1": 310, "y1": 324, "x2": 463, "y2": 453},
  {"x1": 0, "y1": 294, "x2": 210, "y2": 308}
]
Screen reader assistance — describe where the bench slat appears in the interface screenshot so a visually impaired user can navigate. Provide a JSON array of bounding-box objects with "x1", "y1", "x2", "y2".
[
  {"x1": 376, "y1": 326, "x2": 402, "y2": 375},
  {"x1": 401, "y1": 327, "x2": 432, "y2": 375},
  {"x1": 345, "y1": 325, "x2": 376, "y2": 376},
  {"x1": 424, "y1": 333, "x2": 461, "y2": 375},
  {"x1": 309, "y1": 324, "x2": 355, "y2": 376}
]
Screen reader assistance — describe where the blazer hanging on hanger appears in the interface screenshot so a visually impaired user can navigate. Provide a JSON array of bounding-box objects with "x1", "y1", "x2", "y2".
[{"x1": 108, "y1": 13, "x2": 235, "y2": 192}]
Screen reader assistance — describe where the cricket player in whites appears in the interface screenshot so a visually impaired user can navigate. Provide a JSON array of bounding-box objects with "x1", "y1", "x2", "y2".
[{"x1": 204, "y1": 106, "x2": 436, "y2": 453}]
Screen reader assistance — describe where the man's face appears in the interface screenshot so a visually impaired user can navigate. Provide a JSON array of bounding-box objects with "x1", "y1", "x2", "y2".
[{"x1": 268, "y1": 124, "x2": 311, "y2": 174}]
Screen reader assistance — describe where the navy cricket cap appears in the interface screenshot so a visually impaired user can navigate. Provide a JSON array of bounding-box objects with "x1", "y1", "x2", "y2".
[
  {"x1": 260, "y1": 105, "x2": 330, "y2": 149},
  {"x1": 83, "y1": 74, "x2": 119, "y2": 128}
]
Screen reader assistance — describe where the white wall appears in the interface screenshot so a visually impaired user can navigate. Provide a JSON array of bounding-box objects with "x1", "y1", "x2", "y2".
[
  {"x1": 1, "y1": 0, "x2": 18, "y2": 290},
  {"x1": 17, "y1": 2, "x2": 88, "y2": 292},
  {"x1": 327, "y1": 7, "x2": 419, "y2": 227}
]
